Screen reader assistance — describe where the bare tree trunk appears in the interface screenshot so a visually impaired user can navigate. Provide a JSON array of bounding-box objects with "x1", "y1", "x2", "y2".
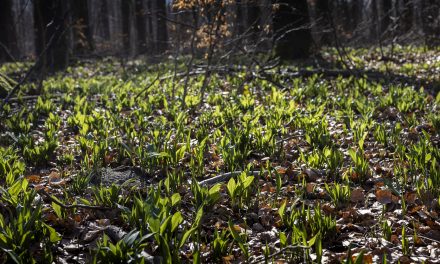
[
  {"x1": 155, "y1": 0, "x2": 168, "y2": 54},
  {"x1": 245, "y1": 0, "x2": 261, "y2": 42},
  {"x1": 122, "y1": 0, "x2": 137, "y2": 57},
  {"x1": 135, "y1": 0, "x2": 147, "y2": 54},
  {"x1": 273, "y1": 0, "x2": 312, "y2": 59},
  {"x1": 0, "y1": 0, "x2": 18, "y2": 61},
  {"x1": 421, "y1": 0, "x2": 440, "y2": 46},
  {"x1": 34, "y1": 0, "x2": 70, "y2": 73},
  {"x1": 71, "y1": 0, "x2": 93, "y2": 53},
  {"x1": 311, "y1": 0, "x2": 332, "y2": 46}
]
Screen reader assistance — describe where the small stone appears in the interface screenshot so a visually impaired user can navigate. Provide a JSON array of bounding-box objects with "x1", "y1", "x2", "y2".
[
  {"x1": 252, "y1": 223, "x2": 264, "y2": 232},
  {"x1": 258, "y1": 230, "x2": 276, "y2": 242},
  {"x1": 246, "y1": 212, "x2": 259, "y2": 223}
]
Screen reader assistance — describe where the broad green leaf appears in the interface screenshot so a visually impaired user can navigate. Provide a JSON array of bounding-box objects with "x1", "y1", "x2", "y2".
[
  {"x1": 123, "y1": 230, "x2": 140, "y2": 246},
  {"x1": 308, "y1": 233, "x2": 318, "y2": 247},
  {"x1": 171, "y1": 212, "x2": 183, "y2": 233},
  {"x1": 179, "y1": 227, "x2": 196, "y2": 249},
  {"x1": 21, "y1": 178, "x2": 28, "y2": 191},
  {"x1": 171, "y1": 193, "x2": 181, "y2": 206},
  {"x1": 242, "y1": 176, "x2": 254, "y2": 188},
  {"x1": 43, "y1": 223, "x2": 61, "y2": 243},
  {"x1": 52, "y1": 202, "x2": 63, "y2": 219},
  {"x1": 160, "y1": 215, "x2": 172, "y2": 235},
  {"x1": 227, "y1": 178, "x2": 236, "y2": 196},
  {"x1": 7, "y1": 179, "x2": 22, "y2": 197},
  {"x1": 159, "y1": 235, "x2": 172, "y2": 263},
  {"x1": 279, "y1": 231, "x2": 287, "y2": 247},
  {"x1": 278, "y1": 201, "x2": 286, "y2": 219},
  {"x1": 193, "y1": 249, "x2": 200, "y2": 264},
  {"x1": 194, "y1": 206, "x2": 204, "y2": 227},
  {"x1": 208, "y1": 184, "x2": 221, "y2": 195}
]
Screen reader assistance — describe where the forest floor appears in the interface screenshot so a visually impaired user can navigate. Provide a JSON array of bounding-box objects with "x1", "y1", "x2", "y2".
[{"x1": 0, "y1": 45, "x2": 440, "y2": 263}]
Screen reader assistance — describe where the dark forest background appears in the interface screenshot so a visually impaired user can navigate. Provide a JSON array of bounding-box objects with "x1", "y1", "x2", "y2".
[{"x1": 0, "y1": 0, "x2": 439, "y2": 69}]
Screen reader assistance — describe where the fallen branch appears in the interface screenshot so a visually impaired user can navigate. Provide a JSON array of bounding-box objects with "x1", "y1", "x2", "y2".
[
  {"x1": 37, "y1": 189, "x2": 115, "y2": 211},
  {"x1": 0, "y1": 24, "x2": 67, "y2": 114},
  {"x1": 198, "y1": 171, "x2": 262, "y2": 186}
]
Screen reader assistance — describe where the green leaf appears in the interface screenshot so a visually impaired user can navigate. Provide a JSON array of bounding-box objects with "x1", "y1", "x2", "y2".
[
  {"x1": 123, "y1": 230, "x2": 140, "y2": 246},
  {"x1": 227, "y1": 178, "x2": 236, "y2": 197},
  {"x1": 193, "y1": 249, "x2": 200, "y2": 264},
  {"x1": 52, "y1": 202, "x2": 63, "y2": 219},
  {"x1": 242, "y1": 176, "x2": 254, "y2": 188},
  {"x1": 3, "y1": 249, "x2": 20, "y2": 264},
  {"x1": 208, "y1": 184, "x2": 221, "y2": 196},
  {"x1": 21, "y1": 178, "x2": 28, "y2": 191},
  {"x1": 171, "y1": 193, "x2": 181, "y2": 206},
  {"x1": 179, "y1": 227, "x2": 196, "y2": 249},
  {"x1": 308, "y1": 232, "x2": 318, "y2": 247},
  {"x1": 171, "y1": 212, "x2": 183, "y2": 233},
  {"x1": 353, "y1": 250, "x2": 365, "y2": 264},
  {"x1": 43, "y1": 223, "x2": 61, "y2": 243},
  {"x1": 278, "y1": 201, "x2": 286, "y2": 219},
  {"x1": 7, "y1": 179, "x2": 22, "y2": 197},
  {"x1": 228, "y1": 220, "x2": 243, "y2": 244},
  {"x1": 279, "y1": 231, "x2": 287, "y2": 247},
  {"x1": 194, "y1": 206, "x2": 204, "y2": 227},
  {"x1": 160, "y1": 215, "x2": 172, "y2": 235},
  {"x1": 148, "y1": 218, "x2": 161, "y2": 233}
]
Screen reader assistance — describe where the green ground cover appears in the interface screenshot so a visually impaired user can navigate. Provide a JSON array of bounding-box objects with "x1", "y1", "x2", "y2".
[{"x1": 0, "y1": 46, "x2": 440, "y2": 263}]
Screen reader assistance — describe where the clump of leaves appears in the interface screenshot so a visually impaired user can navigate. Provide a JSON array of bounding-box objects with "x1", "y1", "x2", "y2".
[
  {"x1": 325, "y1": 182, "x2": 351, "y2": 209},
  {"x1": 227, "y1": 172, "x2": 255, "y2": 210}
]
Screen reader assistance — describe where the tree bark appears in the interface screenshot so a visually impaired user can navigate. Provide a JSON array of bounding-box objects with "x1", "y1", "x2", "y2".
[
  {"x1": 273, "y1": 0, "x2": 312, "y2": 59},
  {"x1": 34, "y1": 0, "x2": 70, "y2": 73},
  {"x1": 312, "y1": 0, "x2": 331, "y2": 45},
  {"x1": 421, "y1": 0, "x2": 440, "y2": 46},
  {"x1": 135, "y1": 0, "x2": 147, "y2": 53},
  {"x1": 155, "y1": 0, "x2": 168, "y2": 54},
  {"x1": 71, "y1": 0, "x2": 93, "y2": 53},
  {"x1": 122, "y1": 0, "x2": 137, "y2": 57},
  {"x1": 245, "y1": 0, "x2": 261, "y2": 42},
  {"x1": 0, "y1": 0, "x2": 18, "y2": 61}
]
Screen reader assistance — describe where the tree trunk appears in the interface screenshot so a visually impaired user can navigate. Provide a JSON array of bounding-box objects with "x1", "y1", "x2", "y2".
[
  {"x1": 71, "y1": 0, "x2": 93, "y2": 53},
  {"x1": 421, "y1": 0, "x2": 440, "y2": 46},
  {"x1": 0, "y1": 0, "x2": 18, "y2": 61},
  {"x1": 135, "y1": 0, "x2": 147, "y2": 53},
  {"x1": 273, "y1": 0, "x2": 312, "y2": 59},
  {"x1": 245, "y1": 0, "x2": 261, "y2": 42},
  {"x1": 155, "y1": 0, "x2": 168, "y2": 54},
  {"x1": 122, "y1": 0, "x2": 137, "y2": 57},
  {"x1": 34, "y1": 0, "x2": 70, "y2": 73},
  {"x1": 312, "y1": 0, "x2": 332, "y2": 46}
]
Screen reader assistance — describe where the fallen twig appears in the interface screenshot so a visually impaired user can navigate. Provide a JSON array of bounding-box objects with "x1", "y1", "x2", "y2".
[{"x1": 198, "y1": 171, "x2": 262, "y2": 186}]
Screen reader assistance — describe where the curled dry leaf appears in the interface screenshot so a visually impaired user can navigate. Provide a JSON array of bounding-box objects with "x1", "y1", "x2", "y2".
[
  {"x1": 26, "y1": 175, "x2": 42, "y2": 184},
  {"x1": 350, "y1": 188, "x2": 365, "y2": 203},
  {"x1": 303, "y1": 168, "x2": 320, "y2": 181},
  {"x1": 403, "y1": 191, "x2": 417, "y2": 204},
  {"x1": 306, "y1": 182, "x2": 315, "y2": 194},
  {"x1": 352, "y1": 253, "x2": 373, "y2": 264},
  {"x1": 275, "y1": 166, "x2": 287, "y2": 174},
  {"x1": 376, "y1": 189, "x2": 399, "y2": 204}
]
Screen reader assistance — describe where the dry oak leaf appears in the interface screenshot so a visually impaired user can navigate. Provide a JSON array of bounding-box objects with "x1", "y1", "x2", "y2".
[
  {"x1": 351, "y1": 253, "x2": 373, "y2": 264},
  {"x1": 403, "y1": 191, "x2": 417, "y2": 204},
  {"x1": 306, "y1": 183, "x2": 315, "y2": 194},
  {"x1": 375, "y1": 189, "x2": 399, "y2": 204},
  {"x1": 26, "y1": 175, "x2": 42, "y2": 184},
  {"x1": 350, "y1": 188, "x2": 365, "y2": 203}
]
